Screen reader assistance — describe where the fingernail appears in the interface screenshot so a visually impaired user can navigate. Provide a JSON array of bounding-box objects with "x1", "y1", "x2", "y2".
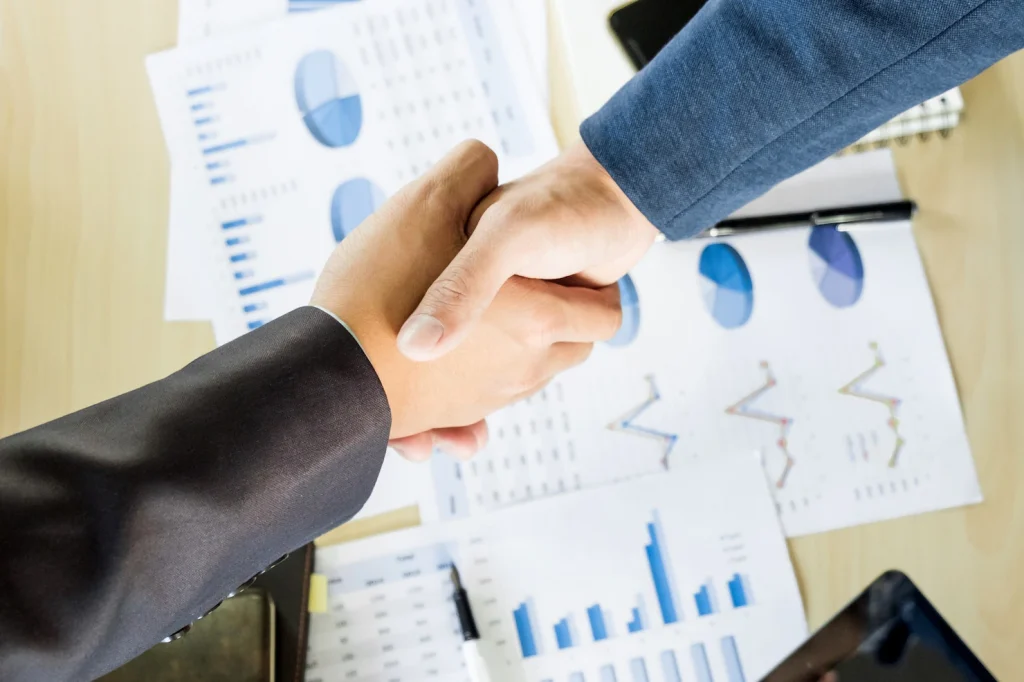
[{"x1": 397, "y1": 314, "x2": 445, "y2": 360}]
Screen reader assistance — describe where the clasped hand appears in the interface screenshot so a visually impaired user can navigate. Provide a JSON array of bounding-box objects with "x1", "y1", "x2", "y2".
[{"x1": 312, "y1": 140, "x2": 656, "y2": 461}]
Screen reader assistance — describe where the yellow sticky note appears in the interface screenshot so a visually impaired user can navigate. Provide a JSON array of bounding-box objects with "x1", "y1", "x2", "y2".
[{"x1": 308, "y1": 573, "x2": 328, "y2": 614}]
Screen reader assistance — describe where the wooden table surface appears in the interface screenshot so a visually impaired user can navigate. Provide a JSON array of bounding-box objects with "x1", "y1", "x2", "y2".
[{"x1": 2, "y1": 2, "x2": 1022, "y2": 677}]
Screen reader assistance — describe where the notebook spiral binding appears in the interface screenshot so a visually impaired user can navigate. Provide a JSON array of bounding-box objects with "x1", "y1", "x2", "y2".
[{"x1": 839, "y1": 87, "x2": 964, "y2": 155}]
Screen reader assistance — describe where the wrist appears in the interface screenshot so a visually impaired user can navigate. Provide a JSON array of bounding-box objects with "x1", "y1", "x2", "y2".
[
  {"x1": 308, "y1": 299, "x2": 414, "y2": 439},
  {"x1": 567, "y1": 141, "x2": 660, "y2": 242}
]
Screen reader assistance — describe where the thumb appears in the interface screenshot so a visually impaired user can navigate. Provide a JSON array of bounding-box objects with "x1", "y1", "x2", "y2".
[{"x1": 397, "y1": 230, "x2": 512, "y2": 361}]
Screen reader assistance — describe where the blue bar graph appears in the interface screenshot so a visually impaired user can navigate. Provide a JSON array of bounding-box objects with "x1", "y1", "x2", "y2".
[
  {"x1": 202, "y1": 133, "x2": 274, "y2": 156},
  {"x1": 242, "y1": 302, "x2": 267, "y2": 314},
  {"x1": 238, "y1": 271, "x2": 314, "y2": 297},
  {"x1": 198, "y1": 132, "x2": 217, "y2": 142},
  {"x1": 660, "y1": 651, "x2": 682, "y2": 682},
  {"x1": 207, "y1": 161, "x2": 229, "y2": 171},
  {"x1": 226, "y1": 236, "x2": 250, "y2": 246},
  {"x1": 194, "y1": 116, "x2": 217, "y2": 126},
  {"x1": 600, "y1": 665, "x2": 617, "y2": 682},
  {"x1": 554, "y1": 617, "x2": 575, "y2": 649},
  {"x1": 289, "y1": 0, "x2": 362, "y2": 10},
  {"x1": 230, "y1": 252, "x2": 255, "y2": 263},
  {"x1": 721, "y1": 636, "x2": 746, "y2": 682},
  {"x1": 221, "y1": 216, "x2": 263, "y2": 230},
  {"x1": 203, "y1": 138, "x2": 249, "y2": 155},
  {"x1": 627, "y1": 593, "x2": 648, "y2": 634},
  {"x1": 234, "y1": 270, "x2": 253, "y2": 280},
  {"x1": 627, "y1": 609, "x2": 643, "y2": 633},
  {"x1": 690, "y1": 643, "x2": 713, "y2": 682},
  {"x1": 587, "y1": 604, "x2": 608, "y2": 641},
  {"x1": 727, "y1": 574, "x2": 753, "y2": 609},
  {"x1": 513, "y1": 601, "x2": 539, "y2": 658},
  {"x1": 247, "y1": 320, "x2": 264, "y2": 330},
  {"x1": 630, "y1": 658, "x2": 650, "y2": 682},
  {"x1": 645, "y1": 511, "x2": 682, "y2": 624},
  {"x1": 191, "y1": 102, "x2": 211, "y2": 111},
  {"x1": 694, "y1": 581, "x2": 719, "y2": 617},
  {"x1": 186, "y1": 84, "x2": 223, "y2": 97}
]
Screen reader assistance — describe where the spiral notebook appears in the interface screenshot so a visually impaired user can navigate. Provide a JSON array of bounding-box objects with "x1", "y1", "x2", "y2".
[{"x1": 846, "y1": 88, "x2": 964, "y2": 151}]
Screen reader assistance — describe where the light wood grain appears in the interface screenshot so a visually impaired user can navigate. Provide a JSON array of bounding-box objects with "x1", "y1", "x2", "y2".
[{"x1": 1, "y1": 2, "x2": 1021, "y2": 677}]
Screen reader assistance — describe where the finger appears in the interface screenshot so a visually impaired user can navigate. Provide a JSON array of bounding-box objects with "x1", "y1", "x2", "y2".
[
  {"x1": 496, "y1": 278, "x2": 623, "y2": 345},
  {"x1": 432, "y1": 420, "x2": 489, "y2": 461},
  {"x1": 413, "y1": 139, "x2": 500, "y2": 227},
  {"x1": 397, "y1": 228, "x2": 515, "y2": 361},
  {"x1": 388, "y1": 432, "x2": 435, "y2": 462}
]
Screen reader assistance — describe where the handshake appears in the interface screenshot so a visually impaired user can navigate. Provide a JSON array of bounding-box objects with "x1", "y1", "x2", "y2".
[{"x1": 311, "y1": 140, "x2": 660, "y2": 461}]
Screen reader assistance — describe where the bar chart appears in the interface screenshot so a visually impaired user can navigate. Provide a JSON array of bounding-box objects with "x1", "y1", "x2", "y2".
[
  {"x1": 549, "y1": 638, "x2": 749, "y2": 682},
  {"x1": 305, "y1": 453, "x2": 807, "y2": 682},
  {"x1": 510, "y1": 510, "x2": 763, "y2": 661}
]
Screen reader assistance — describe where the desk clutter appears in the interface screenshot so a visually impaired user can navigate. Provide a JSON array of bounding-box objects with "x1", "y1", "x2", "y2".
[{"x1": 145, "y1": 1, "x2": 982, "y2": 680}]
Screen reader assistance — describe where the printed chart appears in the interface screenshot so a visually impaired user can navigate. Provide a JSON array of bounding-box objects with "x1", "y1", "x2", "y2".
[
  {"x1": 808, "y1": 226, "x2": 865, "y2": 308},
  {"x1": 331, "y1": 177, "x2": 387, "y2": 242},
  {"x1": 307, "y1": 457, "x2": 807, "y2": 682},
  {"x1": 149, "y1": 0, "x2": 558, "y2": 343},
  {"x1": 295, "y1": 50, "x2": 363, "y2": 148},
  {"x1": 698, "y1": 244, "x2": 754, "y2": 329},
  {"x1": 415, "y1": 222, "x2": 981, "y2": 537}
]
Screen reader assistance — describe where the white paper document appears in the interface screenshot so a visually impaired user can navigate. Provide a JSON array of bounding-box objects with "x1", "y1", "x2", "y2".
[
  {"x1": 308, "y1": 456, "x2": 808, "y2": 682},
  {"x1": 424, "y1": 220, "x2": 981, "y2": 536},
  {"x1": 149, "y1": 0, "x2": 558, "y2": 341},
  {"x1": 165, "y1": 0, "x2": 549, "y2": 321}
]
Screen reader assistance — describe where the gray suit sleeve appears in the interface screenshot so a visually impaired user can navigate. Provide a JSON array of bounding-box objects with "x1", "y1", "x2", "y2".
[{"x1": 0, "y1": 306, "x2": 391, "y2": 681}]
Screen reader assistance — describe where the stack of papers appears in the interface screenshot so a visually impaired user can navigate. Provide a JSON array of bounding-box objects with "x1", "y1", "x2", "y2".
[
  {"x1": 146, "y1": 4, "x2": 983, "y2": 680},
  {"x1": 161, "y1": 0, "x2": 552, "y2": 328},
  {"x1": 308, "y1": 456, "x2": 808, "y2": 682}
]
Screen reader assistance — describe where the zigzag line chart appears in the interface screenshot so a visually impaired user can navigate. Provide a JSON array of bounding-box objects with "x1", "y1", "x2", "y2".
[
  {"x1": 726, "y1": 361, "x2": 795, "y2": 489},
  {"x1": 839, "y1": 342, "x2": 905, "y2": 468},
  {"x1": 606, "y1": 375, "x2": 679, "y2": 470}
]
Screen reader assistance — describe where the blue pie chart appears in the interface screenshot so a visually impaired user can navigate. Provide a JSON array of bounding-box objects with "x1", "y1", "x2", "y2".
[
  {"x1": 331, "y1": 178, "x2": 387, "y2": 242},
  {"x1": 808, "y1": 226, "x2": 864, "y2": 307},
  {"x1": 699, "y1": 243, "x2": 754, "y2": 329},
  {"x1": 607, "y1": 274, "x2": 640, "y2": 347},
  {"x1": 295, "y1": 50, "x2": 363, "y2": 148}
]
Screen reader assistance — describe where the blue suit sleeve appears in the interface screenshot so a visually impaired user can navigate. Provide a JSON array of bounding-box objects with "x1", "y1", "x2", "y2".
[{"x1": 581, "y1": 0, "x2": 1024, "y2": 239}]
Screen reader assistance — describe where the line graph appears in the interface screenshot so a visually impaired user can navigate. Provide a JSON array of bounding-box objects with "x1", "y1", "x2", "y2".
[
  {"x1": 839, "y1": 343, "x2": 905, "y2": 467},
  {"x1": 726, "y1": 362, "x2": 795, "y2": 489},
  {"x1": 607, "y1": 376, "x2": 678, "y2": 470}
]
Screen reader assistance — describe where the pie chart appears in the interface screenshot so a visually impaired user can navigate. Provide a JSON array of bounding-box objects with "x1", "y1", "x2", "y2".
[
  {"x1": 295, "y1": 50, "x2": 363, "y2": 148},
  {"x1": 698, "y1": 243, "x2": 754, "y2": 329},
  {"x1": 331, "y1": 178, "x2": 386, "y2": 242},
  {"x1": 808, "y1": 226, "x2": 864, "y2": 307},
  {"x1": 607, "y1": 274, "x2": 640, "y2": 347}
]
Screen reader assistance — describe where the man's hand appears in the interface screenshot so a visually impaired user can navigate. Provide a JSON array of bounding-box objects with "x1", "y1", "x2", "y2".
[
  {"x1": 311, "y1": 141, "x2": 623, "y2": 459},
  {"x1": 395, "y1": 140, "x2": 660, "y2": 362}
]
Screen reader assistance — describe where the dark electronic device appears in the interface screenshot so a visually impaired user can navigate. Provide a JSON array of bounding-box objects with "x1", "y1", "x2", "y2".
[
  {"x1": 762, "y1": 571, "x2": 997, "y2": 682},
  {"x1": 608, "y1": 0, "x2": 709, "y2": 69}
]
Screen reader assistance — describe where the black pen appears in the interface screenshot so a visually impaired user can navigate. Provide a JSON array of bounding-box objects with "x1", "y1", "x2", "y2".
[
  {"x1": 450, "y1": 565, "x2": 490, "y2": 682},
  {"x1": 700, "y1": 199, "x2": 917, "y2": 238}
]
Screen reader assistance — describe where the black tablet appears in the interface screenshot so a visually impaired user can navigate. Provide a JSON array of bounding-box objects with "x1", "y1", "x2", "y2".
[{"x1": 761, "y1": 571, "x2": 996, "y2": 682}]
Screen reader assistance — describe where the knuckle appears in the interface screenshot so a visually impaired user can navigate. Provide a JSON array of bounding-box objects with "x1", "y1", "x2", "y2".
[{"x1": 428, "y1": 267, "x2": 474, "y2": 311}]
